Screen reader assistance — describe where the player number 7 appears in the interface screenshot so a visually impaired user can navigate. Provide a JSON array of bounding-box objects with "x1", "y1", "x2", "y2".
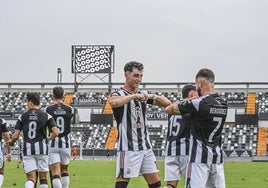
[{"x1": 208, "y1": 117, "x2": 222, "y2": 143}]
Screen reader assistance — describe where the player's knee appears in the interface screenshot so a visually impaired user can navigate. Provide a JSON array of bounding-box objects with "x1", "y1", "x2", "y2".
[
  {"x1": 148, "y1": 181, "x2": 161, "y2": 188},
  {"x1": 115, "y1": 181, "x2": 129, "y2": 188}
]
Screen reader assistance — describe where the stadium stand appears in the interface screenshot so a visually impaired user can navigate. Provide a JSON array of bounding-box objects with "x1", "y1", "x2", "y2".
[
  {"x1": 105, "y1": 126, "x2": 118, "y2": 149},
  {"x1": 222, "y1": 124, "x2": 258, "y2": 154},
  {"x1": 1, "y1": 82, "x2": 268, "y2": 159},
  {"x1": 246, "y1": 93, "x2": 256, "y2": 114},
  {"x1": 257, "y1": 127, "x2": 268, "y2": 156},
  {"x1": 148, "y1": 125, "x2": 165, "y2": 149},
  {"x1": 64, "y1": 92, "x2": 75, "y2": 105},
  {"x1": 257, "y1": 92, "x2": 268, "y2": 113}
]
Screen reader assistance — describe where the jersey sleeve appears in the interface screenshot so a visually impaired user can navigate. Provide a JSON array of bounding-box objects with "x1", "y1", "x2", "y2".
[
  {"x1": 111, "y1": 89, "x2": 120, "y2": 97},
  {"x1": 0, "y1": 118, "x2": 8, "y2": 132},
  {"x1": 47, "y1": 114, "x2": 57, "y2": 129},
  {"x1": 43, "y1": 106, "x2": 48, "y2": 113},
  {"x1": 178, "y1": 99, "x2": 198, "y2": 114},
  {"x1": 15, "y1": 115, "x2": 23, "y2": 130}
]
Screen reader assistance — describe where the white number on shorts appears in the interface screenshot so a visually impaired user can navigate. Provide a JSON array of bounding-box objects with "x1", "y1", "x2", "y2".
[
  {"x1": 56, "y1": 116, "x2": 65, "y2": 134},
  {"x1": 169, "y1": 115, "x2": 181, "y2": 137},
  {"x1": 28, "y1": 121, "x2": 37, "y2": 139},
  {"x1": 208, "y1": 117, "x2": 222, "y2": 143}
]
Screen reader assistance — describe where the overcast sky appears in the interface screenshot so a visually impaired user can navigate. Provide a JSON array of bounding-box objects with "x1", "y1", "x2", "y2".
[{"x1": 0, "y1": 0, "x2": 267, "y2": 84}]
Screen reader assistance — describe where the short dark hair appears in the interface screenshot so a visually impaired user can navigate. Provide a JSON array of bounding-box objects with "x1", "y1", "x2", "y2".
[
  {"x1": 26, "y1": 92, "x2": 40, "y2": 106},
  {"x1": 195, "y1": 68, "x2": 215, "y2": 83},
  {"x1": 182, "y1": 84, "x2": 196, "y2": 99},
  {"x1": 124, "y1": 61, "x2": 144, "y2": 72},
  {"x1": 53, "y1": 86, "x2": 64, "y2": 99}
]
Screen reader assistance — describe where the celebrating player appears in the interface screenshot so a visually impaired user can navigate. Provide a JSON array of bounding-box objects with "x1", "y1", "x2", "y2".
[
  {"x1": 0, "y1": 117, "x2": 11, "y2": 187},
  {"x1": 110, "y1": 61, "x2": 171, "y2": 188},
  {"x1": 44, "y1": 86, "x2": 74, "y2": 188},
  {"x1": 165, "y1": 68, "x2": 228, "y2": 188},
  {"x1": 164, "y1": 84, "x2": 198, "y2": 188},
  {"x1": 8, "y1": 92, "x2": 59, "y2": 188}
]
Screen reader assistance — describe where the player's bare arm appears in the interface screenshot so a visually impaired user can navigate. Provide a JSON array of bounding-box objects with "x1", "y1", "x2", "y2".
[
  {"x1": 4, "y1": 132, "x2": 11, "y2": 161},
  {"x1": 110, "y1": 94, "x2": 146, "y2": 108},
  {"x1": 8, "y1": 129, "x2": 21, "y2": 146},
  {"x1": 149, "y1": 94, "x2": 171, "y2": 107},
  {"x1": 47, "y1": 126, "x2": 59, "y2": 141},
  {"x1": 165, "y1": 103, "x2": 181, "y2": 115}
]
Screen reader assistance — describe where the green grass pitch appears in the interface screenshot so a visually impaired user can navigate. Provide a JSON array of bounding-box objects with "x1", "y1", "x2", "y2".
[{"x1": 2, "y1": 159, "x2": 268, "y2": 188}]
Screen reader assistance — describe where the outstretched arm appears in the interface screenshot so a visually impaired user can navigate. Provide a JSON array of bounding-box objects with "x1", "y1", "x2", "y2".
[
  {"x1": 8, "y1": 129, "x2": 20, "y2": 146},
  {"x1": 165, "y1": 103, "x2": 181, "y2": 115},
  {"x1": 109, "y1": 93, "x2": 171, "y2": 108},
  {"x1": 150, "y1": 94, "x2": 171, "y2": 107},
  {"x1": 109, "y1": 93, "x2": 147, "y2": 108}
]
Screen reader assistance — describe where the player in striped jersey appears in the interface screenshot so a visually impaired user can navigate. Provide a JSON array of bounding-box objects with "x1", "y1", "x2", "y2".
[
  {"x1": 164, "y1": 84, "x2": 198, "y2": 188},
  {"x1": 8, "y1": 92, "x2": 59, "y2": 188},
  {"x1": 44, "y1": 86, "x2": 74, "y2": 188},
  {"x1": 110, "y1": 61, "x2": 171, "y2": 188},
  {"x1": 165, "y1": 69, "x2": 228, "y2": 188},
  {"x1": 0, "y1": 118, "x2": 11, "y2": 187}
]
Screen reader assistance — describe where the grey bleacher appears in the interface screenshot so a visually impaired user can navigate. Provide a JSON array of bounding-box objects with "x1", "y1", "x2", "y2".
[
  {"x1": 72, "y1": 91, "x2": 108, "y2": 107},
  {"x1": 1, "y1": 82, "x2": 268, "y2": 157},
  {"x1": 71, "y1": 124, "x2": 111, "y2": 149},
  {"x1": 222, "y1": 124, "x2": 258, "y2": 153},
  {"x1": 0, "y1": 91, "x2": 52, "y2": 112},
  {"x1": 69, "y1": 123, "x2": 259, "y2": 158},
  {"x1": 257, "y1": 92, "x2": 268, "y2": 113},
  {"x1": 221, "y1": 91, "x2": 246, "y2": 107},
  {"x1": 148, "y1": 125, "x2": 166, "y2": 149}
]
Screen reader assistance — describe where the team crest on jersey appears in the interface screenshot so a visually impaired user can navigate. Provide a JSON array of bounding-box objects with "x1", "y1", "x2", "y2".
[{"x1": 132, "y1": 106, "x2": 143, "y2": 129}]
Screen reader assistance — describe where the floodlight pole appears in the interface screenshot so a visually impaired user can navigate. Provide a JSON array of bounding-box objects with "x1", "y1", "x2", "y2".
[
  {"x1": 74, "y1": 71, "x2": 78, "y2": 92},
  {"x1": 108, "y1": 70, "x2": 112, "y2": 94},
  {"x1": 72, "y1": 46, "x2": 78, "y2": 93},
  {"x1": 71, "y1": 44, "x2": 114, "y2": 94},
  {"x1": 108, "y1": 46, "x2": 115, "y2": 94},
  {"x1": 57, "y1": 68, "x2": 62, "y2": 83}
]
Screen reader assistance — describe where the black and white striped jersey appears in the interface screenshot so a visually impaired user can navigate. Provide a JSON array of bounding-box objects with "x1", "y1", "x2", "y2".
[
  {"x1": 0, "y1": 118, "x2": 8, "y2": 150},
  {"x1": 15, "y1": 109, "x2": 57, "y2": 156},
  {"x1": 178, "y1": 93, "x2": 228, "y2": 164},
  {"x1": 44, "y1": 103, "x2": 74, "y2": 148},
  {"x1": 165, "y1": 114, "x2": 191, "y2": 156},
  {"x1": 112, "y1": 87, "x2": 154, "y2": 151}
]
